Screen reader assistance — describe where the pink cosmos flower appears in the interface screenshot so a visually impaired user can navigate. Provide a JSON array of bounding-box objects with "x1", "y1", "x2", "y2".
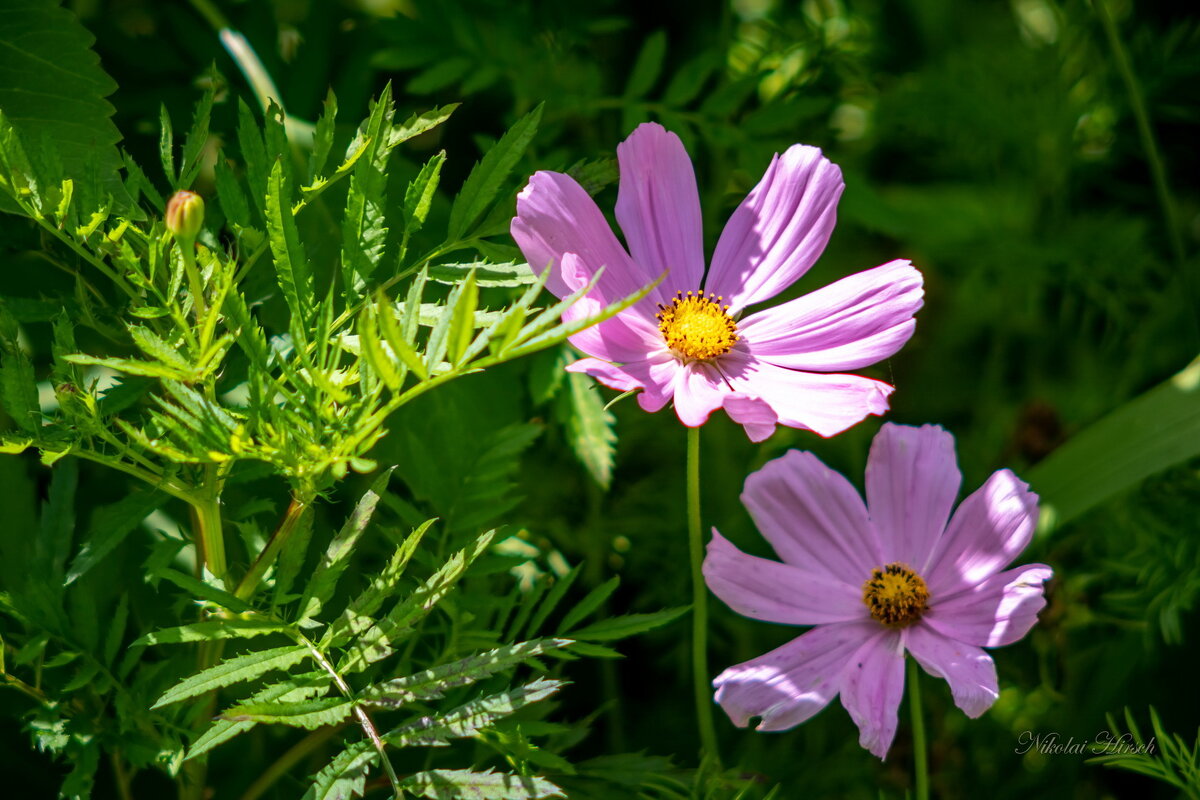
[
  {"x1": 704, "y1": 423, "x2": 1052, "y2": 758},
  {"x1": 510, "y1": 123, "x2": 923, "y2": 442}
]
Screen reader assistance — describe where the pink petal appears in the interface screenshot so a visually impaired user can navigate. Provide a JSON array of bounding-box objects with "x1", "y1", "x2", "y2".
[
  {"x1": 741, "y1": 449, "x2": 881, "y2": 585},
  {"x1": 672, "y1": 360, "x2": 728, "y2": 427},
  {"x1": 511, "y1": 171, "x2": 662, "y2": 306},
  {"x1": 839, "y1": 629, "x2": 906, "y2": 759},
  {"x1": 925, "y1": 564, "x2": 1052, "y2": 647},
  {"x1": 615, "y1": 123, "x2": 706, "y2": 294},
  {"x1": 706, "y1": 145, "x2": 844, "y2": 312},
  {"x1": 704, "y1": 530, "x2": 865, "y2": 625},
  {"x1": 738, "y1": 260, "x2": 924, "y2": 371},
  {"x1": 905, "y1": 625, "x2": 999, "y2": 718},
  {"x1": 866, "y1": 424, "x2": 962, "y2": 569},
  {"x1": 722, "y1": 393, "x2": 778, "y2": 443},
  {"x1": 559, "y1": 253, "x2": 662, "y2": 362},
  {"x1": 722, "y1": 351, "x2": 894, "y2": 438},
  {"x1": 924, "y1": 470, "x2": 1040, "y2": 594},
  {"x1": 713, "y1": 621, "x2": 877, "y2": 731},
  {"x1": 566, "y1": 354, "x2": 679, "y2": 413}
]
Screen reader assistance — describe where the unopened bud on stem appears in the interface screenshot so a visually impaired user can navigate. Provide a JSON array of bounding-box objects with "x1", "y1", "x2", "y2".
[{"x1": 166, "y1": 190, "x2": 205, "y2": 241}]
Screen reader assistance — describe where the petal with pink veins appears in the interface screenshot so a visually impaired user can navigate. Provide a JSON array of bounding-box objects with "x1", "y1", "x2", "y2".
[
  {"x1": 704, "y1": 530, "x2": 865, "y2": 626},
  {"x1": 925, "y1": 564, "x2": 1052, "y2": 647},
  {"x1": 839, "y1": 629, "x2": 906, "y2": 759},
  {"x1": 713, "y1": 621, "x2": 878, "y2": 731},
  {"x1": 615, "y1": 123, "x2": 706, "y2": 293},
  {"x1": 906, "y1": 625, "x2": 999, "y2": 717},
  {"x1": 738, "y1": 260, "x2": 923, "y2": 372},
  {"x1": 706, "y1": 145, "x2": 844, "y2": 312},
  {"x1": 866, "y1": 423, "x2": 962, "y2": 568},
  {"x1": 721, "y1": 350, "x2": 894, "y2": 438},
  {"x1": 511, "y1": 171, "x2": 661, "y2": 306},
  {"x1": 740, "y1": 449, "x2": 882, "y2": 584},
  {"x1": 924, "y1": 470, "x2": 1040, "y2": 593}
]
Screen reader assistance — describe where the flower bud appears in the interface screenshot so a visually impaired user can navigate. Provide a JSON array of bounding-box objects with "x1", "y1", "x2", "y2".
[{"x1": 166, "y1": 190, "x2": 205, "y2": 240}]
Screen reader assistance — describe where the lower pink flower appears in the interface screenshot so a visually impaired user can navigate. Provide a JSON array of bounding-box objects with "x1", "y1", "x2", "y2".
[{"x1": 703, "y1": 423, "x2": 1053, "y2": 758}]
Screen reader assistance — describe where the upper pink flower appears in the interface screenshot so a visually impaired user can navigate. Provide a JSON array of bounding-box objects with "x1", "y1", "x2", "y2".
[
  {"x1": 704, "y1": 423, "x2": 1052, "y2": 758},
  {"x1": 510, "y1": 123, "x2": 924, "y2": 442}
]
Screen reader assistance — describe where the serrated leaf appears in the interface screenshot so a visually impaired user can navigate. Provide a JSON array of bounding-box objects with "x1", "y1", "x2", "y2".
[
  {"x1": 448, "y1": 270, "x2": 479, "y2": 366},
  {"x1": 179, "y1": 87, "x2": 214, "y2": 188},
  {"x1": 339, "y1": 530, "x2": 494, "y2": 672},
  {"x1": 403, "y1": 151, "x2": 445, "y2": 240},
  {"x1": 526, "y1": 565, "x2": 581, "y2": 637},
  {"x1": 65, "y1": 490, "x2": 162, "y2": 584},
  {"x1": 153, "y1": 567, "x2": 253, "y2": 613},
  {"x1": 390, "y1": 104, "x2": 458, "y2": 146},
  {"x1": 301, "y1": 740, "x2": 376, "y2": 800},
  {"x1": 221, "y1": 697, "x2": 354, "y2": 730},
  {"x1": 152, "y1": 645, "x2": 308, "y2": 708},
  {"x1": 127, "y1": 325, "x2": 192, "y2": 373},
  {"x1": 562, "y1": 371, "x2": 616, "y2": 489},
  {"x1": 563, "y1": 607, "x2": 688, "y2": 641},
  {"x1": 322, "y1": 518, "x2": 434, "y2": 646},
  {"x1": 133, "y1": 618, "x2": 292, "y2": 646},
  {"x1": 64, "y1": 354, "x2": 189, "y2": 381},
  {"x1": 427, "y1": 261, "x2": 535, "y2": 288},
  {"x1": 308, "y1": 90, "x2": 338, "y2": 181},
  {"x1": 186, "y1": 673, "x2": 330, "y2": 760},
  {"x1": 0, "y1": 301, "x2": 40, "y2": 433},
  {"x1": 448, "y1": 104, "x2": 542, "y2": 240},
  {"x1": 298, "y1": 469, "x2": 395, "y2": 622},
  {"x1": 400, "y1": 769, "x2": 564, "y2": 800},
  {"x1": 0, "y1": 0, "x2": 127, "y2": 210},
  {"x1": 266, "y1": 159, "x2": 313, "y2": 326},
  {"x1": 386, "y1": 678, "x2": 565, "y2": 747},
  {"x1": 341, "y1": 86, "x2": 395, "y2": 300},
  {"x1": 376, "y1": 292, "x2": 428, "y2": 381},
  {"x1": 360, "y1": 638, "x2": 571, "y2": 709}
]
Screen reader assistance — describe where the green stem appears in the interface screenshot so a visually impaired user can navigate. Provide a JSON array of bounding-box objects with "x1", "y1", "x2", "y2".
[
  {"x1": 1094, "y1": 0, "x2": 1186, "y2": 267},
  {"x1": 908, "y1": 657, "x2": 929, "y2": 800},
  {"x1": 235, "y1": 494, "x2": 313, "y2": 601},
  {"x1": 193, "y1": 485, "x2": 227, "y2": 584},
  {"x1": 178, "y1": 237, "x2": 208, "y2": 322},
  {"x1": 686, "y1": 425, "x2": 720, "y2": 767}
]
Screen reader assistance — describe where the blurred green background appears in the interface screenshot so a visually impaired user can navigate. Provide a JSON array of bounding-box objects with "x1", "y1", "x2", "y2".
[{"x1": 2, "y1": 0, "x2": 1198, "y2": 796}]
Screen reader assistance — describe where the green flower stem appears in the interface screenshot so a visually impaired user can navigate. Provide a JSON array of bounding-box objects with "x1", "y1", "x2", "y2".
[
  {"x1": 687, "y1": 425, "x2": 721, "y2": 766},
  {"x1": 193, "y1": 480, "x2": 227, "y2": 584},
  {"x1": 178, "y1": 236, "x2": 208, "y2": 321},
  {"x1": 908, "y1": 657, "x2": 930, "y2": 800},
  {"x1": 1094, "y1": 0, "x2": 1185, "y2": 267},
  {"x1": 235, "y1": 493, "x2": 314, "y2": 601}
]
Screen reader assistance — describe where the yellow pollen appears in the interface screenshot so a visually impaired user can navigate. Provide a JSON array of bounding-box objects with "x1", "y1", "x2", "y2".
[
  {"x1": 655, "y1": 290, "x2": 739, "y2": 362},
  {"x1": 862, "y1": 563, "x2": 930, "y2": 628}
]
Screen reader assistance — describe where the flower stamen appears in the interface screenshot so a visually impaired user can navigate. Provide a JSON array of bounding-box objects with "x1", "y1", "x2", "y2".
[
  {"x1": 655, "y1": 290, "x2": 739, "y2": 362},
  {"x1": 862, "y1": 563, "x2": 929, "y2": 628}
]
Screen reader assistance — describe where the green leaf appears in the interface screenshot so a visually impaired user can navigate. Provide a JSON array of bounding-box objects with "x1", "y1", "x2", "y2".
[
  {"x1": 341, "y1": 86, "x2": 395, "y2": 299},
  {"x1": 158, "y1": 104, "x2": 175, "y2": 185},
  {"x1": 390, "y1": 104, "x2": 458, "y2": 146},
  {"x1": 448, "y1": 104, "x2": 543, "y2": 240},
  {"x1": 178, "y1": 87, "x2": 214, "y2": 189},
  {"x1": 266, "y1": 159, "x2": 313, "y2": 326},
  {"x1": 322, "y1": 518, "x2": 434, "y2": 646},
  {"x1": 447, "y1": 270, "x2": 479, "y2": 366},
  {"x1": 360, "y1": 638, "x2": 571, "y2": 708},
  {"x1": 564, "y1": 607, "x2": 688, "y2": 641},
  {"x1": 127, "y1": 325, "x2": 193, "y2": 373},
  {"x1": 562, "y1": 371, "x2": 616, "y2": 489},
  {"x1": 0, "y1": 0, "x2": 127, "y2": 209},
  {"x1": 558, "y1": 576, "x2": 618, "y2": 633},
  {"x1": 298, "y1": 469, "x2": 395, "y2": 621},
  {"x1": 386, "y1": 678, "x2": 566, "y2": 747},
  {"x1": 428, "y1": 261, "x2": 535, "y2": 288},
  {"x1": 220, "y1": 697, "x2": 354, "y2": 730},
  {"x1": 1028, "y1": 355, "x2": 1200, "y2": 533},
  {"x1": 65, "y1": 490, "x2": 163, "y2": 585},
  {"x1": 624, "y1": 31, "x2": 667, "y2": 98},
  {"x1": 0, "y1": 301, "x2": 40, "y2": 433},
  {"x1": 307, "y1": 90, "x2": 338, "y2": 181},
  {"x1": 302, "y1": 740, "x2": 376, "y2": 800},
  {"x1": 402, "y1": 151, "x2": 445, "y2": 240},
  {"x1": 133, "y1": 618, "x2": 292, "y2": 646},
  {"x1": 152, "y1": 645, "x2": 308, "y2": 708},
  {"x1": 526, "y1": 565, "x2": 581, "y2": 637},
  {"x1": 64, "y1": 353, "x2": 189, "y2": 381},
  {"x1": 153, "y1": 567, "x2": 253, "y2": 613},
  {"x1": 400, "y1": 769, "x2": 564, "y2": 799},
  {"x1": 339, "y1": 530, "x2": 494, "y2": 672},
  {"x1": 187, "y1": 674, "x2": 330, "y2": 760}
]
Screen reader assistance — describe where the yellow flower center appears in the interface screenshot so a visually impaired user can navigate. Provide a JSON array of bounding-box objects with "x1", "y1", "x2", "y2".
[
  {"x1": 656, "y1": 291, "x2": 739, "y2": 362},
  {"x1": 862, "y1": 563, "x2": 930, "y2": 628}
]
